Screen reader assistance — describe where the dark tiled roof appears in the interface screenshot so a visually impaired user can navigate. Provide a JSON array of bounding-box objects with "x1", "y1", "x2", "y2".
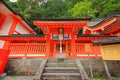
[
  {"x1": 32, "y1": 18, "x2": 92, "y2": 21},
  {"x1": 0, "y1": 34, "x2": 44, "y2": 38},
  {"x1": 93, "y1": 37, "x2": 120, "y2": 45},
  {"x1": 77, "y1": 34, "x2": 113, "y2": 37},
  {"x1": 88, "y1": 14, "x2": 120, "y2": 28},
  {"x1": 88, "y1": 19, "x2": 103, "y2": 27}
]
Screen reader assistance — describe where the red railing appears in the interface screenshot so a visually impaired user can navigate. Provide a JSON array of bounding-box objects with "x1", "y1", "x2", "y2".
[
  {"x1": 8, "y1": 43, "x2": 47, "y2": 58},
  {"x1": 75, "y1": 43, "x2": 101, "y2": 58},
  {"x1": 7, "y1": 43, "x2": 101, "y2": 58},
  {"x1": 75, "y1": 43, "x2": 87, "y2": 54}
]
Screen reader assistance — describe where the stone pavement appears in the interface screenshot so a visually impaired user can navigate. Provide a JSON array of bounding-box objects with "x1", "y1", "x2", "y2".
[{"x1": 3, "y1": 76, "x2": 34, "y2": 80}]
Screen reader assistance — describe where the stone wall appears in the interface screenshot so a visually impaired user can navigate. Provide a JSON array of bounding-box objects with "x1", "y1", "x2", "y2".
[
  {"x1": 80, "y1": 59, "x2": 120, "y2": 77},
  {"x1": 5, "y1": 59, "x2": 43, "y2": 76},
  {"x1": 80, "y1": 59, "x2": 105, "y2": 76},
  {"x1": 4, "y1": 59, "x2": 120, "y2": 77}
]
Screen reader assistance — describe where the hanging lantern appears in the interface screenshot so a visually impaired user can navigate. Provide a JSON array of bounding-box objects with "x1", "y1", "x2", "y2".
[{"x1": 58, "y1": 28, "x2": 64, "y2": 34}]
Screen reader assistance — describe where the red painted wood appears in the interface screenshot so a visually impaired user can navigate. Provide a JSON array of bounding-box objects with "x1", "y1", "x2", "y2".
[
  {"x1": 0, "y1": 49, "x2": 10, "y2": 74},
  {"x1": 105, "y1": 24, "x2": 120, "y2": 34},
  {"x1": 0, "y1": 12, "x2": 6, "y2": 30},
  {"x1": 8, "y1": 43, "x2": 47, "y2": 58},
  {"x1": 34, "y1": 21, "x2": 88, "y2": 34},
  {"x1": 75, "y1": 43, "x2": 101, "y2": 58},
  {"x1": 10, "y1": 14, "x2": 34, "y2": 34}
]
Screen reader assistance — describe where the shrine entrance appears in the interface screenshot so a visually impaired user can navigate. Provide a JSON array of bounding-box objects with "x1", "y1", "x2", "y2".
[
  {"x1": 33, "y1": 19, "x2": 89, "y2": 58},
  {"x1": 56, "y1": 44, "x2": 66, "y2": 52},
  {"x1": 49, "y1": 40, "x2": 71, "y2": 58}
]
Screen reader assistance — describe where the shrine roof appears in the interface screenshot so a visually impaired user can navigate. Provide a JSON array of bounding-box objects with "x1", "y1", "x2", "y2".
[
  {"x1": 0, "y1": 34, "x2": 44, "y2": 37},
  {"x1": 77, "y1": 34, "x2": 114, "y2": 37},
  {"x1": 32, "y1": 18, "x2": 91, "y2": 21},
  {"x1": 93, "y1": 37, "x2": 120, "y2": 45},
  {"x1": 0, "y1": 34, "x2": 45, "y2": 41},
  {"x1": 88, "y1": 19, "x2": 103, "y2": 27},
  {"x1": 88, "y1": 14, "x2": 120, "y2": 28},
  {"x1": 0, "y1": 0, "x2": 35, "y2": 32},
  {"x1": 76, "y1": 34, "x2": 115, "y2": 43},
  {"x1": 100, "y1": 21, "x2": 120, "y2": 34}
]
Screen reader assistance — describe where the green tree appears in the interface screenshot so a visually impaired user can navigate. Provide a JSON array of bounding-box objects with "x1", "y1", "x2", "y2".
[
  {"x1": 42, "y1": 0, "x2": 69, "y2": 18},
  {"x1": 98, "y1": 0, "x2": 120, "y2": 18},
  {"x1": 68, "y1": 1, "x2": 97, "y2": 18},
  {"x1": 6, "y1": 0, "x2": 32, "y2": 20},
  {"x1": 34, "y1": 27, "x2": 43, "y2": 34},
  {"x1": 91, "y1": 0, "x2": 107, "y2": 17},
  {"x1": 91, "y1": 0, "x2": 120, "y2": 18},
  {"x1": 5, "y1": 0, "x2": 120, "y2": 34}
]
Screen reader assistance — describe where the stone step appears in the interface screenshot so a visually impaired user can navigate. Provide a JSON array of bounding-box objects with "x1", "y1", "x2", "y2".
[
  {"x1": 42, "y1": 77, "x2": 80, "y2": 80},
  {"x1": 46, "y1": 63, "x2": 77, "y2": 67},
  {"x1": 45, "y1": 67, "x2": 78, "y2": 69},
  {"x1": 47, "y1": 59, "x2": 75, "y2": 63},
  {"x1": 43, "y1": 73, "x2": 80, "y2": 76},
  {"x1": 44, "y1": 67, "x2": 79, "y2": 73},
  {"x1": 42, "y1": 73, "x2": 81, "y2": 80}
]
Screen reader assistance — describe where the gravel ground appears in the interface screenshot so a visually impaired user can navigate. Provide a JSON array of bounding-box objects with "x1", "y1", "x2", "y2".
[{"x1": 2, "y1": 76, "x2": 35, "y2": 80}]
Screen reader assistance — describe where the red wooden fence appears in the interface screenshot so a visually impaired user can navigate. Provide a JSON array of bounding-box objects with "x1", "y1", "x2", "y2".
[
  {"x1": 75, "y1": 43, "x2": 101, "y2": 58},
  {"x1": 7, "y1": 43, "x2": 101, "y2": 58},
  {"x1": 8, "y1": 43, "x2": 47, "y2": 58}
]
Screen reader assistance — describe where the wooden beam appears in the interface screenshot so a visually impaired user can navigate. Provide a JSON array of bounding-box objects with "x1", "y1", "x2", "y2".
[
  {"x1": 14, "y1": 30, "x2": 21, "y2": 34},
  {"x1": 8, "y1": 20, "x2": 17, "y2": 35},
  {"x1": 10, "y1": 14, "x2": 34, "y2": 34}
]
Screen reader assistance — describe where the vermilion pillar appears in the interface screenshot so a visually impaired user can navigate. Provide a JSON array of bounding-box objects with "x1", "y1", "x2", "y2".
[
  {"x1": 70, "y1": 33, "x2": 76, "y2": 58},
  {"x1": 46, "y1": 34, "x2": 50, "y2": 58}
]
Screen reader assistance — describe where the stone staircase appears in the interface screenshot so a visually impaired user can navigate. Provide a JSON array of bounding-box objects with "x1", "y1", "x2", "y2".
[
  {"x1": 34, "y1": 59, "x2": 90, "y2": 80},
  {"x1": 41, "y1": 59, "x2": 81, "y2": 80}
]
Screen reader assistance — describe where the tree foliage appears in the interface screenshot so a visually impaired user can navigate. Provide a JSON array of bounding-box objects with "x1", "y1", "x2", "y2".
[
  {"x1": 98, "y1": 0, "x2": 120, "y2": 17},
  {"x1": 6, "y1": 0, "x2": 120, "y2": 19},
  {"x1": 68, "y1": 1, "x2": 97, "y2": 18},
  {"x1": 5, "y1": 0, "x2": 120, "y2": 33}
]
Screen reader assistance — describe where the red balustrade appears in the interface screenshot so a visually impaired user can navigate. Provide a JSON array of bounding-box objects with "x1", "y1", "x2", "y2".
[
  {"x1": 6, "y1": 43, "x2": 101, "y2": 58},
  {"x1": 8, "y1": 43, "x2": 47, "y2": 58},
  {"x1": 75, "y1": 43, "x2": 101, "y2": 58}
]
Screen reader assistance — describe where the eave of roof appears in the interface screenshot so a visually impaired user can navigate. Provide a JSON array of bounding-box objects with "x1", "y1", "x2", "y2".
[
  {"x1": 0, "y1": 34, "x2": 45, "y2": 41},
  {"x1": 88, "y1": 13, "x2": 120, "y2": 28},
  {"x1": 0, "y1": 34, "x2": 44, "y2": 38},
  {"x1": 93, "y1": 37, "x2": 120, "y2": 45},
  {"x1": 0, "y1": 0, "x2": 35, "y2": 33},
  {"x1": 77, "y1": 34, "x2": 115, "y2": 37},
  {"x1": 100, "y1": 21, "x2": 120, "y2": 34},
  {"x1": 32, "y1": 18, "x2": 92, "y2": 21}
]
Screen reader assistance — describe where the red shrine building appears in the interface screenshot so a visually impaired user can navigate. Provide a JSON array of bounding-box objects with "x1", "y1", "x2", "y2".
[{"x1": 0, "y1": 0, "x2": 120, "y2": 60}]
